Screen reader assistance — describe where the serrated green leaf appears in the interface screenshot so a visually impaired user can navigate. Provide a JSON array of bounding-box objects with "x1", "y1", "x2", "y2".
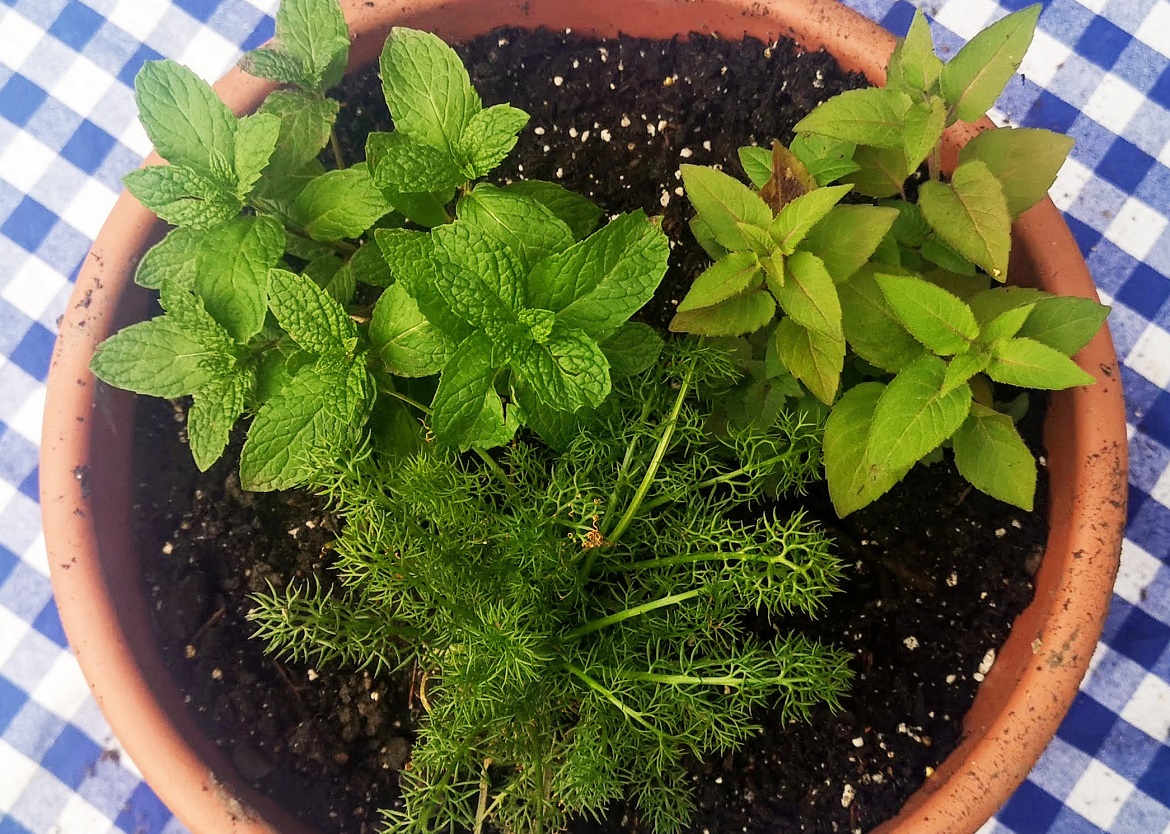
[
  {"x1": 254, "y1": 89, "x2": 339, "y2": 182},
  {"x1": 874, "y1": 272, "x2": 978, "y2": 355},
  {"x1": 368, "y1": 395, "x2": 424, "y2": 459},
  {"x1": 380, "y1": 27, "x2": 481, "y2": 156},
  {"x1": 456, "y1": 184, "x2": 575, "y2": 271},
  {"x1": 769, "y1": 185, "x2": 852, "y2": 253},
  {"x1": 987, "y1": 337, "x2": 1096, "y2": 389},
  {"x1": 366, "y1": 130, "x2": 466, "y2": 194},
  {"x1": 339, "y1": 240, "x2": 394, "y2": 288},
  {"x1": 883, "y1": 199, "x2": 930, "y2": 247},
  {"x1": 134, "y1": 60, "x2": 236, "y2": 179},
  {"x1": 514, "y1": 323, "x2": 610, "y2": 412},
  {"x1": 511, "y1": 379, "x2": 581, "y2": 450},
  {"x1": 370, "y1": 282, "x2": 455, "y2": 377},
  {"x1": 676, "y1": 250, "x2": 762, "y2": 312},
  {"x1": 123, "y1": 164, "x2": 242, "y2": 229},
  {"x1": 429, "y1": 331, "x2": 495, "y2": 446},
  {"x1": 941, "y1": 352, "x2": 989, "y2": 394},
  {"x1": 304, "y1": 253, "x2": 355, "y2": 305},
  {"x1": 294, "y1": 166, "x2": 392, "y2": 241},
  {"x1": 959, "y1": 127, "x2": 1074, "y2": 218},
  {"x1": 918, "y1": 160, "x2": 1011, "y2": 280},
  {"x1": 188, "y1": 372, "x2": 249, "y2": 471},
  {"x1": 669, "y1": 290, "x2": 776, "y2": 337},
  {"x1": 690, "y1": 214, "x2": 729, "y2": 260},
  {"x1": 824, "y1": 382, "x2": 909, "y2": 515},
  {"x1": 869, "y1": 354, "x2": 973, "y2": 472},
  {"x1": 1016, "y1": 296, "x2": 1109, "y2": 355},
  {"x1": 233, "y1": 112, "x2": 280, "y2": 198},
  {"x1": 800, "y1": 205, "x2": 898, "y2": 282},
  {"x1": 271, "y1": 0, "x2": 350, "y2": 91},
  {"x1": 680, "y1": 164, "x2": 773, "y2": 251},
  {"x1": 967, "y1": 286, "x2": 1047, "y2": 324},
  {"x1": 903, "y1": 97, "x2": 946, "y2": 172},
  {"x1": 738, "y1": 146, "x2": 773, "y2": 188},
  {"x1": 839, "y1": 267, "x2": 926, "y2": 373},
  {"x1": 240, "y1": 47, "x2": 313, "y2": 88},
  {"x1": 135, "y1": 226, "x2": 200, "y2": 290},
  {"x1": 842, "y1": 145, "x2": 909, "y2": 199},
  {"x1": 464, "y1": 389, "x2": 519, "y2": 450},
  {"x1": 773, "y1": 316, "x2": 845, "y2": 404},
  {"x1": 268, "y1": 267, "x2": 357, "y2": 354},
  {"x1": 953, "y1": 402, "x2": 1036, "y2": 510},
  {"x1": 430, "y1": 220, "x2": 526, "y2": 328},
  {"x1": 599, "y1": 322, "x2": 663, "y2": 378},
  {"x1": 789, "y1": 134, "x2": 861, "y2": 186},
  {"x1": 793, "y1": 87, "x2": 913, "y2": 148},
  {"x1": 459, "y1": 104, "x2": 530, "y2": 178},
  {"x1": 920, "y1": 234, "x2": 978, "y2": 275},
  {"x1": 923, "y1": 268, "x2": 990, "y2": 300},
  {"x1": 375, "y1": 228, "x2": 470, "y2": 342},
  {"x1": 528, "y1": 210, "x2": 669, "y2": 340},
  {"x1": 775, "y1": 251, "x2": 842, "y2": 339},
  {"x1": 978, "y1": 303, "x2": 1034, "y2": 345},
  {"x1": 90, "y1": 316, "x2": 228, "y2": 398},
  {"x1": 500, "y1": 180, "x2": 602, "y2": 240},
  {"x1": 887, "y1": 10, "x2": 943, "y2": 93},
  {"x1": 736, "y1": 221, "x2": 775, "y2": 257},
  {"x1": 941, "y1": 5, "x2": 1040, "y2": 122},
  {"x1": 192, "y1": 215, "x2": 285, "y2": 341}
]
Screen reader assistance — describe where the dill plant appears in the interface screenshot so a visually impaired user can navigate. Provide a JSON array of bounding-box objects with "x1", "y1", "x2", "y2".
[{"x1": 250, "y1": 341, "x2": 850, "y2": 834}]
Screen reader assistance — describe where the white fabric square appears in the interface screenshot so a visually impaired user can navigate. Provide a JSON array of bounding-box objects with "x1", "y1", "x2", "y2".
[
  {"x1": 1, "y1": 256, "x2": 68, "y2": 322},
  {"x1": 1083, "y1": 74, "x2": 1147, "y2": 134},
  {"x1": 179, "y1": 27, "x2": 243, "y2": 81},
  {"x1": 105, "y1": 0, "x2": 170, "y2": 42},
  {"x1": 50, "y1": 55, "x2": 118, "y2": 119},
  {"x1": 117, "y1": 118, "x2": 154, "y2": 161},
  {"x1": 60, "y1": 177, "x2": 119, "y2": 240},
  {"x1": 1073, "y1": 0, "x2": 1111, "y2": 12},
  {"x1": 0, "y1": 603, "x2": 31, "y2": 669},
  {"x1": 21, "y1": 534, "x2": 49, "y2": 579},
  {"x1": 56, "y1": 794, "x2": 116, "y2": 834},
  {"x1": 0, "y1": 490, "x2": 45, "y2": 558},
  {"x1": 0, "y1": 10, "x2": 43, "y2": 71},
  {"x1": 29, "y1": 654, "x2": 92, "y2": 724},
  {"x1": 7, "y1": 385, "x2": 45, "y2": 446},
  {"x1": 1020, "y1": 29, "x2": 1073, "y2": 89},
  {"x1": 934, "y1": 0, "x2": 1000, "y2": 39},
  {"x1": 1127, "y1": 323, "x2": 1170, "y2": 388},
  {"x1": 1120, "y1": 674, "x2": 1170, "y2": 741},
  {"x1": 0, "y1": 741, "x2": 40, "y2": 811},
  {"x1": 0, "y1": 131, "x2": 57, "y2": 194},
  {"x1": 1049, "y1": 156, "x2": 1095, "y2": 212},
  {"x1": 1114, "y1": 540, "x2": 1166, "y2": 603},
  {"x1": 1135, "y1": 1, "x2": 1170, "y2": 59},
  {"x1": 1066, "y1": 760, "x2": 1135, "y2": 829},
  {"x1": 1105, "y1": 197, "x2": 1168, "y2": 260}
]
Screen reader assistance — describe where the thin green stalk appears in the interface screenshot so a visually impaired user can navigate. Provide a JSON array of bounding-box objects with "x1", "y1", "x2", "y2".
[
  {"x1": 561, "y1": 663, "x2": 662, "y2": 737},
  {"x1": 329, "y1": 128, "x2": 346, "y2": 170},
  {"x1": 473, "y1": 447, "x2": 515, "y2": 496},
  {"x1": 566, "y1": 589, "x2": 702, "y2": 639},
  {"x1": 607, "y1": 669, "x2": 814, "y2": 688},
  {"x1": 635, "y1": 450, "x2": 796, "y2": 515},
  {"x1": 381, "y1": 387, "x2": 432, "y2": 415},
  {"x1": 618, "y1": 550, "x2": 798, "y2": 573}
]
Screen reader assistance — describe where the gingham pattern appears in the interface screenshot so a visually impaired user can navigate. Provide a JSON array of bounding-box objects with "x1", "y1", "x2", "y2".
[{"x1": 0, "y1": 0, "x2": 1166, "y2": 831}]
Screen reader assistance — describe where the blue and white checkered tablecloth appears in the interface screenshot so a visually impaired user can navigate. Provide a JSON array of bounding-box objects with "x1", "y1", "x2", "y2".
[{"x1": 1, "y1": 0, "x2": 1168, "y2": 831}]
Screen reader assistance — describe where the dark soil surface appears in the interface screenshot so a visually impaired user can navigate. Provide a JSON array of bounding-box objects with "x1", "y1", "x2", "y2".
[{"x1": 135, "y1": 27, "x2": 1045, "y2": 834}]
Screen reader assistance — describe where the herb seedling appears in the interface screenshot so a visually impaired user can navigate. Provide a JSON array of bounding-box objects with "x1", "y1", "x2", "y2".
[{"x1": 670, "y1": 5, "x2": 1108, "y2": 515}]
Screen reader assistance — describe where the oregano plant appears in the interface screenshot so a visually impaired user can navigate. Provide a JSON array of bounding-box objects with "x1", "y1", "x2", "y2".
[{"x1": 670, "y1": 4, "x2": 1108, "y2": 515}]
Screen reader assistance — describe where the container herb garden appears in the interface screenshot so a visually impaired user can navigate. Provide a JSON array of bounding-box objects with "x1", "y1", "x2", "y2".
[{"x1": 41, "y1": 1, "x2": 1127, "y2": 833}]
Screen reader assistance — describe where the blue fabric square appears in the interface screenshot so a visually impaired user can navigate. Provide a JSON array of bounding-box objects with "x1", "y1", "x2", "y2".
[
  {"x1": 114, "y1": 782, "x2": 174, "y2": 834},
  {"x1": 0, "y1": 427, "x2": 37, "y2": 487},
  {"x1": 1110, "y1": 604, "x2": 1170, "y2": 668},
  {"x1": 40, "y1": 724, "x2": 102, "y2": 790},
  {"x1": 47, "y1": 0, "x2": 104, "y2": 51},
  {"x1": 1121, "y1": 364, "x2": 1165, "y2": 424},
  {"x1": 880, "y1": 0, "x2": 916, "y2": 37},
  {"x1": 9, "y1": 321, "x2": 55, "y2": 380},
  {"x1": 997, "y1": 780, "x2": 1065, "y2": 833},
  {"x1": 0, "y1": 674, "x2": 25, "y2": 735},
  {"x1": 0, "y1": 198, "x2": 57, "y2": 253},
  {"x1": 1111, "y1": 789, "x2": 1170, "y2": 834},
  {"x1": 1057, "y1": 693, "x2": 1117, "y2": 756},
  {"x1": 1141, "y1": 389, "x2": 1170, "y2": 449},
  {"x1": 18, "y1": 468, "x2": 36, "y2": 501},
  {"x1": 1075, "y1": 15, "x2": 1130, "y2": 71},
  {"x1": 1097, "y1": 137, "x2": 1156, "y2": 193},
  {"x1": 117, "y1": 44, "x2": 165, "y2": 89},
  {"x1": 1134, "y1": 161, "x2": 1170, "y2": 219},
  {"x1": 1096, "y1": 717, "x2": 1164, "y2": 781},
  {"x1": 1117, "y1": 263, "x2": 1170, "y2": 318},
  {"x1": 0, "y1": 544, "x2": 15, "y2": 587},
  {"x1": 31, "y1": 599, "x2": 67, "y2": 649},
  {"x1": 1152, "y1": 65, "x2": 1170, "y2": 110},
  {"x1": 1048, "y1": 808, "x2": 1109, "y2": 834},
  {"x1": 1064, "y1": 214, "x2": 1104, "y2": 258},
  {"x1": 174, "y1": 0, "x2": 218, "y2": 22},
  {"x1": 1043, "y1": 0, "x2": 1097, "y2": 48},
  {"x1": 0, "y1": 817, "x2": 34, "y2": 834},
  {"x1": 34, "y1": 220, "x2": 90, "y2": 275},
  {"x1": 0, "y1": 75, "x2": 47, "y2": 128},
  {"x1": 1129, "y1": 433, "x2": 1170, "y2": 496},
  {"x1": 59, "y1": 119, "x2": 117, "y2": 174},
  {"x1": 1138, "y1": 745, "x2": 1170, "y2": 805},
  {"x1": 241, "y1": 18, "x2": 275, "y2": 51},
  {"x1": 1126, "y1": 499, "x2": 1170, "y2": 571}
]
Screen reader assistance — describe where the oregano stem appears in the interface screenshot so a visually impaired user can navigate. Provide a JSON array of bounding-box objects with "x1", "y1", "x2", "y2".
[{"x1": 329, "y1": 128, "x2": 346, "y2": 170}]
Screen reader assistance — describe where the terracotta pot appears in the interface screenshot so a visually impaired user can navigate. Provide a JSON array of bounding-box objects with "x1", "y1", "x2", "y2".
[{"x1": 41, "y1": 1, "x2": 1127, "y2": 832}]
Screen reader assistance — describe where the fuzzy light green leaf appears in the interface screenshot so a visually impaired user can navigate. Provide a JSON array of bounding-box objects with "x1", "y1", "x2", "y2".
[
  {"x1": 842, "y1": 145, "x2": 910, "y2": 199},
  {"x1": 801, "y1": 205, "x2": 898, "y2": 283},
  {"x1": 887, "y1": 9, "x2": 943, "y2": 93},
  {"x1": 824, "y1": 382, "x2": 910, "y2": 516},
  {"x1": 793, "y1": 87, "x2": 913, "y2": 149},
  {"x1": 773, "y1": 316, "x2": 845, "y2": 404},
  {"x1": 920, "y1": 234, "x2": 978, "y2": 276},
  {"x1": 267, "y1": 267, "x2": 357, "y2": 354},
  {"x1": 670, "y1": 290, "x2": 776, "y2": 337},
  {"x1": 1016, "y1": 296, "x2": 1109, "y2": 356},
  {"x1": 868, "y1": 354, "x2": 973, "y2": 472},
  {"x1": 241, "y1": 47, "x2": 313, "y2": 88},
  {"x1": 738, "y1": 146, "x2": 773, "y2": 188},
  {"x1": 680, "y1": 164, "x2": 773, "y2": 251},
  {"x1": 987, "y1": 337, "x2": 1096, "y2": 389},
  {"x1": 775, "y1": 252, "x2": 842, "y2": 339},
  {"x1": 839, "y1": 267, "x2": 925, "y2": 373},
  {"x1": 270, "y1": 0, "x2": 350, "y2": 90},
  {"x1": 958, "y1": 127, "x2": 1074, "y2": 218},
  {"x1": 978, "y1": 303, "x2": 1034, "y2": 346},
  {"x1": 135, "y1": 226, "x2": 200, "y2": 290},
  {"x1": 233, "y1": 112, "x2": 281, "y2": 198},
  {"x1": 789, "y1": 134, "x2": 862, "y2": 186},
  {"x1": 918, "y1": 160, "x2": 1011, "y2": 280},
  {"x1": 874, "y1": 272, "x2": 978, "y2": 355},
  {"x1": 254, "y1": 89, "x2": 339, "y2": 181},
  {"x1": 676, "y1": 251, "x2": 762, "y2": 313},
  {"x1": 370, "y1": 282, "x2": 456, "y2": 377},
  {"x1": 459, "y1": 104, "x2": 530, "y2": 178},
  {"x1": 902, "y1": 97, "x2": 946, "y2": 172},
  {"x1": 941, "y1": 352, "x2": 989, "y2": 395},
  {"x1": 953, "y1": 402, "x2": 1036, "y2": 510},
  {"x1": 134, "y1": 60, "x2": 236, "y2": 178},
  {"x1": 769, "y1": 185, "x2": 852, "y2": 253},
  {"x1": 941, "y1": 5, "x2": 1040, "y2": 122},
  {"x1": 294, "y1": 166, "x2": 393, "y2": 242},
  {"x1": 500, "y1": 181, "x2": 602, "y2": 240},
  {"x1": 456, "y1": 184, "x2": 575, "y2": 271},
  {"x1": 192, "y1": 215, "x2": 285, "y2": 341}
]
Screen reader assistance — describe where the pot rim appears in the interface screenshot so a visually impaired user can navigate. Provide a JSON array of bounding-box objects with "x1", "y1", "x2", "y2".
[{"x1": 40, "y1": 1, "x2": 1127, "y2": 833}]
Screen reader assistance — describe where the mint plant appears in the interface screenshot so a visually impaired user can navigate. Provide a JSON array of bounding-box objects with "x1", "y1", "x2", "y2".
[{"x1": 670, "y1": 5, "x2": 1109, "y2": 515}]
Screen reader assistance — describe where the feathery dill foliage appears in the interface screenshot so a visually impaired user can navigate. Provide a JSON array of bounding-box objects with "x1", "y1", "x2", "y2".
[{"x1": 250, "y1": 341, "x2": 850, "y2": 834}]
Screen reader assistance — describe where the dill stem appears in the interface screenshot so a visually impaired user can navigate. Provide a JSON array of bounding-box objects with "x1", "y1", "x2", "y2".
[
  {"x1": 635, "y1": 450, "x2": 795, "y2": 515},
  {"x1": 566, "y1": 588, "x2": 701, "y2": 639},
  {"x1": 473, "y1": 446, "x2": 514, "y2": 495},
  {"x1": 381, "y1": 388, "x2": 432, "y2": 415},
  {"x1": 562, "y1": 663, "x2": 660, "y2": 736},
  {"x1": 609, "y1": 669, "x2": 813, "y2": 688}
]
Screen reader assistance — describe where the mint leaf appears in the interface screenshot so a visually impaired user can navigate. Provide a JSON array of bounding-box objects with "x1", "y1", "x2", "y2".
[
  {"x1": 457, "y1": 184, "x2": 575, "y2": 271},
  {"x1": 123, "y1": 164, "x2": 241, "y2": 229},
  {"x1": 241, "y1": 48, "x2": 313, "y2": 88},
  {"x1": 380, "y1": 27, "x2": 481, "y2": 156},
  {"x1": 255, "y1": 89, "x2": 339, "y2": 182},
  {"x1": 824, "y1": 382, "x2": 909, "y2": 516},
  {"x1": 294, "y1": 166, "x2": 392, "y2": 241},
  {"x1": 676, "y1": 250, "x2": 762, "y2": 313},
  {"x1": 958, "y1": 127, "x2": 1075, "y2": 218},
  {"x1": 134, "y1": 60, "x2": 236, "y2": 178},
  {"x1": 270, "y1": 0, "x2": 350, "y2": 91},
  {"x1": 385, "y1": 190, "x2": 454, "y2": 228},
  {"x1": 233, "y1": 112, "x2": 281, "y2": 198},
  {"x1": 843, "y1": 145, "x2": 910, "y2": 199},
  {"x1": 769, "y1": 185, "x2": 852, "y2": 253},
  {"x1": 90, "y1": 315, "x2": 228, "y2": 397},
  {"x1": 430, "y1": 331, "x2": 496, "y2": 446},
  {"x1": 370, "y1": 282, "x2": 455, "y2": 377},
  {"x1": 511, "y1": 380, "x2": 579, "y2": 450},
  {"x1": 793, "y1": 87, "x2": 913, "y2": 149},
  {"x1": 839, "y1": 267, "x2": 925, "y2": 373},
  {"x1": 918, "y1": 160, "x2": 1011, "y2": 280},
  {"x1": 459, "y1": 104, "x2": 530, "y2": 178},
  {"x1": 465, "y1": 390, "x2": 520, "y2": 450},
  {"x1": 268, "y1": 267, "x2": 358, "y2": 354},
  {"x1": 1016, "y1": 296, "x2": 1109, "y2": 355},
  {"x1": 305, "y1": 253, "x2": 355, "y2": 305},
  {"x1": 194, "y1": 215, "x2": 285, "y2": 341},
  {"x1": 366, "y1": 130, "x2": 466, "y2": 194},
  {"x1": 431, "y1": 220, "x2": 526, "y2": 327},
  {"x1": 528, "y1": 211, "x2": 669, "y2": 340},
  {"x1": 940, "y1": 5, "x2": 1040, "y2": 122},
  {"x1": 670, "y1": 291, "x2": 776, "y2": 337},
  {"x1": 773, "y1": 317, "x2": 845, "y2": 404},
  {"x1": 500, "y1": 181, "x2": 602, "y2": 240},
  {"x1": 953, "y1": 402, "x2": 1036, "y2": 510},
  {"x1": 987, "y1": 337, "x2": 1096, "y2": 389},
  {"x1": 135, "y1": 226, "x2": 200, "y2": 289},
  {"x1": 188, "y1": 371, "x2": 249, "y2": 471},
  {"x1": 800, "y1": 205, "x2": 898, "y2": 282},
  {"x1": 874, "y1": 273, "x2": 978, "y2": 355},
  {"x1": 339, "y1": 240, "x2": 395, "y2": 288},
  {"x1": 868, "y1": 354, "x2": 973, "y2": 472},
  {"x1": 515, "y1": 323, "x2": 610, "y2": 412},
  {"x1": 375, "y1": 228, "x2": 472, "y2": 341},
  {"x1": 775, "y1": 251, "x2": 842, "y2": 339},
  {"x1": 680, "y1": 164, "x2": 774, "y2": 251},
  {"x1": 600, "y1": 322, "x2": 663, "y2": 378}
]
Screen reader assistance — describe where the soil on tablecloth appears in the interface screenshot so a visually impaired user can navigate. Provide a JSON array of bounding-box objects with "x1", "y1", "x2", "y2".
[{"x1": 135, "y1": 27, "x2": 1045, "y2": 834}]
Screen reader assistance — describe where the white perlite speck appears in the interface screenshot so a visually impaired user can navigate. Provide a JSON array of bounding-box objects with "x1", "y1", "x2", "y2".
[
  {"x1": 851, "y1": 737, "x2": 864, "y2": 748},
  {"x1": 903, "y1": 636, "x2": 919, "y2": 650},
  {"x1": 553, "y1": 76, "x2": 564, "y2": 86},
  {"x1": 679, "y1": 148, "x2": 693, "y2": 158},
  {"x1": 977, "y1": 648, "x2": 996, "y2": 676},
  {"x1": 946, "y1": 674, "x2": 957, "y2": 684},
  {"x1": 620, "y1": 115, "x2": 631, "y2": 127},
  {"x1": 600, "y1": 129, "x2": 612, "y2": 142},
  {"x1": 660, "y1": 190, "x2": 671, "y2": 207},
  {"x1": 946, "y1": 571, "x2": 958, "y2": 587},
  {"x1": 841, "y1": 784, "x2": 856, "y2": 809}
]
